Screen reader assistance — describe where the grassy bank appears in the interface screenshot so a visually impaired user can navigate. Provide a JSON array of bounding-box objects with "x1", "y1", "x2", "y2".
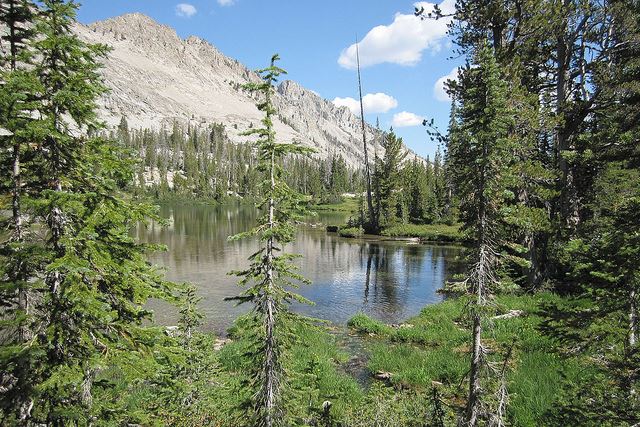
[
  {"x1": 328, "y1": 222, "x2": 465, "y2": 243},
  {"x1": 102, "y1": 293, "x2": 598, "y2": 425},
  {"x1": 346, "y1": 293, "x2": 588, "y2": 426},
  {"x1": 380, "y1": 223, "x2": 463, "y2": 243},
  {"x1": 312, "y1": 197, "x2": 360, "y2": 213},
  {"x1": 218, "y1": 318, "x2": 364, "y2": 425}
]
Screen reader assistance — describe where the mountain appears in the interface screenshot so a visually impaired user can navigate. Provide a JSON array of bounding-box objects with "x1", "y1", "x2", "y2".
[{"x1": 74, "y1": 13, "x2": 413, "y2": 169}]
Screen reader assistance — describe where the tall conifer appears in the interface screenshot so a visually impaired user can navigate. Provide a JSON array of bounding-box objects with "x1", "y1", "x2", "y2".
[
  {"x1": 228, "y1": 55, "x2": 314, "y2": 427},
  {"x1": 1, "y1": 1, "x2": 177, "y2": 423},
  {"x1": 448, "y1": 44, "x2": 515, "y2": 426}
]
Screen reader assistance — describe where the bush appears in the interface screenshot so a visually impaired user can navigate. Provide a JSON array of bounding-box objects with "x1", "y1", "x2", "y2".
[{"x1": 339, "y1": 226, "x2": 364, "y2": 238}]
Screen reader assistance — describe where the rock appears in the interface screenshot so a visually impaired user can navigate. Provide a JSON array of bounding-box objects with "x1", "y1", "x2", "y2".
[
  {"x1": 164, "y1": 325, "x2": 180, "y2": 337},
  {"x1": 374, "y1": 371, "x2": 393, "y2": 381},
  {"x1": 213, "y1": 337, "x2": 232, "y2": 351},
  {"x1": 492, "y1": 310, "x2": 525, "y2": 320},
  {"x1": 72, "y1": 13, "x2": 423, "y2": 169},
  {"x1": 390, "y1": 323, "x2": 414, "y2": 329},
  {"x1": 322, "y1": 400, "x2": 332, "y2": 414}
]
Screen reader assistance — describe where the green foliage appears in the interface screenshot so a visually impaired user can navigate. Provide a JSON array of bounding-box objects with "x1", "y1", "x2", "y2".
[
  {"x1": 338, "y1": 226, "x2": 364, "y2": 238},
  {"x1": 346, "y1": 293, "x2": 587, "y2": 425},
  {"x1": 380, "y1": 223, "x2": 463, "y2": 242},
  {"x1": 372, "y1": 130, "x2": 407, "y2": 229},
  {"x1": 0, "y1": 1, "x2": 179, "y2": 424},
  {"x1": 219, "y1": 316, "x2": 363, "y2": 426},
  {"x1": 226, "y1": 55, "x2": 316, "y2": 426},
  {"x1": 113, "y1": 119, "x2": 362, "y2": 203},
  {"x1": 347, "y1": 313, "x2": 392, "y2": 335}
]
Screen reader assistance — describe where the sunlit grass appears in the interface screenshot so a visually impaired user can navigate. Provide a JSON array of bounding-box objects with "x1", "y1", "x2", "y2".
[
  {"x1": 380, "y1": 223, "x2": 463, "y2": 242},
  {"x1": 347, "y1": 292, "x2": 581, "y2": 424}
]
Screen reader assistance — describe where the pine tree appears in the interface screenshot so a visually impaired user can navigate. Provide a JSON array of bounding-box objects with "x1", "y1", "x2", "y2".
[
  {"x1": 1, "y1": 1, "x2": 177, "y2": 423},
  {"x1": 228, "y1": 55, "x2": 314, "y2": 427},
  {"x1": 551, "y1": 2, "x2": 640, "y2": 421},
  {"x1": 0, "y1": 0, "x2": 40, "y2": 421},
  {"x1": 448, "y1": 44, "x2": 516, "y2": 426},
  {"x1": 376, "y1": 130, "x2": 406, "y2": 228}
]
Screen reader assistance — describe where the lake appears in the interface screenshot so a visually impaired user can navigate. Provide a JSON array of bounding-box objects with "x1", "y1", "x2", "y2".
[{"x1": 134, "y1": 202, "x2": 465, "y2": 333}]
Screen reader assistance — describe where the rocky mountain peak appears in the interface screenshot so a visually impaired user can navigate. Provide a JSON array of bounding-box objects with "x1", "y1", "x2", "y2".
[
  {"x1": 88, "y1": 13, "x2": 179, "y2": 46},
  {"x1": 74, "y1": 13, "x2": 420, "y2": 168}
]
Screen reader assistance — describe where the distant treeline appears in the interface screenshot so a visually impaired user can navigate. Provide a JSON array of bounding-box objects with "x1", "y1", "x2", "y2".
[{"x1": 111, "y1": 118, "x2": 451, "y2": 224}]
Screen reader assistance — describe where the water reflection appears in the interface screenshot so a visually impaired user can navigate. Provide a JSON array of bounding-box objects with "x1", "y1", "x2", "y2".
[{"x1": 136, "y1": 203, "x2": 464, "y2": 333}]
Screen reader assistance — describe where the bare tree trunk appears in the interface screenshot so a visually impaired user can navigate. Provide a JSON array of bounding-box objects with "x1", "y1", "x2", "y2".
[
  {"x1": 6, "y1": 0, "x2": 32, "y2": 346},
  {"x1": 356, "y1": 40, "x2": 375, "y2": 229},
  {"x1": 630, "y1": 287, "x2": 638, "y2": 349},
  {"x1": 555, "y1": 4, "x2": 581, "y2": 230},
  {"x1": 81, "y1": 368, "x2": 94, "y2": 409},
  {"x1": 13, "y1": 141, "x2": 31, "y2": 344},
  {"x1": 466, "y1": 311, "x2": 482, "y2": 427},
  {"x1": 466, "y1": 136, "x2": 493, "y2": 426},
  {"x1": 261, "y1": 124, "x2": 278, "y2": 427}
]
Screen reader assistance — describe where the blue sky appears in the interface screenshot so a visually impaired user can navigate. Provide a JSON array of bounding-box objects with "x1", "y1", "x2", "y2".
[{"x1": 76, "y1": 0, "x2": 461, "y2": 159}]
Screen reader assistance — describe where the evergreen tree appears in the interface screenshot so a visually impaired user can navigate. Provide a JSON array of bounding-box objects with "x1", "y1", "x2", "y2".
[
  {"x1": 550, "y1": 2, "x2": 640, "y2": 420},
  {"x1": 375, "y1": 130, "x2": 406, "y2": 228},
  {"x1": 0, "y1": 0, "x2": 41, "y2": 421},
  {"x1": 448, "y1": 44, "x2": 516, "y2": 426},
  {"x1": 1, "y1": 1, "x2": 177, "y2": 423},
  {"x1": 228, "y1": 55, "x2": 314, "y2": 427}
]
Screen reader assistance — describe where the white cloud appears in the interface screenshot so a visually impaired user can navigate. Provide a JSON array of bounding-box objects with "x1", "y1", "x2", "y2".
[
  {"x1": 332, "y1": 92, "x2": 398, "y2": 115},
  {"x1": 434, "y1": 67, "x2": 458, "y2": 101},
  {"x1": 217, "y1": 0, "x2": 236, "y2": 6},
  {"x1": 332, "y1": 97, "x2": 360, "y2": 114},
  {"x1": 392, "y1": 111, "x2": 424, "y2": 128},
  {"x1": 338, "y1": 0, "x2": 455, "y2": 69},
  {"x1": 175, "y1": 3, "x2": 197, "y2": 17}
]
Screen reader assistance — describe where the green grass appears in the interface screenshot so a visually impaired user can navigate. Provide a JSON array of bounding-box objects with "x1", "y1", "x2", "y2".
[
  {"x1": 380, "y1": 223, "x2": 464, "y2": 242},
  {"x1": 346, "y1": 292, "x2": 585, "y2": 425},
  {"x1": 347, "y1": 312, "x2": 393, "y2": 335},
  {"x1": 338, "y1": 226, "x2": 364, "y2": 238},
  {"x1": 218, "y1": 318, "x2": 363, "y2": 424},
  {"x1": 312, "y1": 197, "x2": 359, "y2": 213}
]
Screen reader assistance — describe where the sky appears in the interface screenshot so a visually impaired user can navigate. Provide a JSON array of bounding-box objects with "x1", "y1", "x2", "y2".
[{"x1": 76, "y1": 0, "x2": 461, "y2": 159}]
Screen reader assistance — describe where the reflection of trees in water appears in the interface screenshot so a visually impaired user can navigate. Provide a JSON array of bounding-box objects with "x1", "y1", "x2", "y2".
[
  {"x1": 134, "y1": 203, "x2": 467, "y2": 326},
  {"x1": 134, "y1": 203, "x2": 259, "y2": 269},
  {"x1": 361, "y1": 243, "x2": 402, "y2": 313}
]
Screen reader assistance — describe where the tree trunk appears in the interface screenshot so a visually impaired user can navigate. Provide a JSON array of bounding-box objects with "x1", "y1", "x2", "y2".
[
  {"x1": 466, "y1": 311, "x2": 482, "y2": 427},
  {"x1": 7, "y1": 0, "x2": 31, "y2": 345},
  {"x1": 356, "y1": 41, "x2": 376, "y2": 229},
  {"x1": 630, "y1": 287, "x2": 638, "y2": 349},
  {"x1": 555, "y1": 6, "x2": 580, "y2": 230},
  {"x1": 261, "y1": 135, "x2": 278, "y2": 427},
  {"x1": 526, "y1": 233, "x2": 543, "y2": 289}
]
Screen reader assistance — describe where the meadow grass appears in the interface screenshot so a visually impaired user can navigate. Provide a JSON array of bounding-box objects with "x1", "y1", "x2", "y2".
[
  {"x1": 218, "y1": 318, "x2": 364, "y2": 423},
  {"x1": 380, "y1": 223, "x2": 464, "y2": 242},
  {"x1": 347, "y1": 312, "x2": 393, "y2": 335},
  {"x1": 312, "y1": 197, "x2": 359, "y2": 213},
  {"x1": 347, "y1": 292, "x2": 584, "y2": 425}
]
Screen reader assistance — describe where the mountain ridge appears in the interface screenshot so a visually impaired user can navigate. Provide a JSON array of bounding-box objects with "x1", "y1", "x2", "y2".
[{"x1": 75, "y1": 13, "x2": 420, "y2": 168}]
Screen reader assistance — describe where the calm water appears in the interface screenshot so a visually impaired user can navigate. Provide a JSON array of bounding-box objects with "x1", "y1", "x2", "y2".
[{"x1": 134, "y1": 203, "x2": 465, "y2": 333}]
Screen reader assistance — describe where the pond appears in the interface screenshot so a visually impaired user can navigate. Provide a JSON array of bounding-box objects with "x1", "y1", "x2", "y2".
[{"x1": 134, "y1": 202, "x2": 465, "y2": 333}]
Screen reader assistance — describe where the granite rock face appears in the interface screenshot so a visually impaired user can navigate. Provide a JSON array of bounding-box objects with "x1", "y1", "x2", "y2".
[{"x1": 75, "y1": 13, "x2": 420, "y2": 168}]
